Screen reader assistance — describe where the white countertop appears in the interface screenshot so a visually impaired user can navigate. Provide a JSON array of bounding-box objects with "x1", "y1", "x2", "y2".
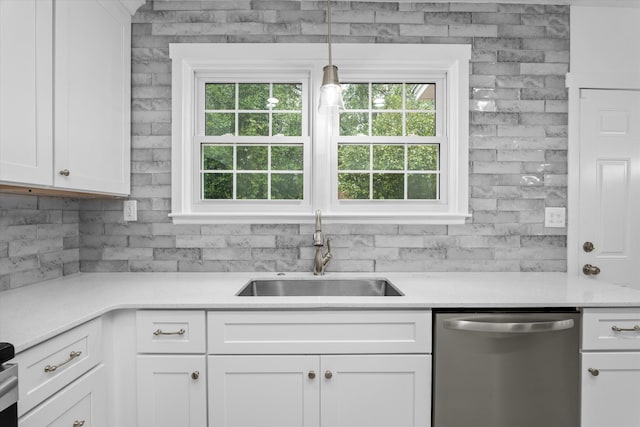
[{"x1": 2, "y1": 271, "x2": 640, "y2": 353}]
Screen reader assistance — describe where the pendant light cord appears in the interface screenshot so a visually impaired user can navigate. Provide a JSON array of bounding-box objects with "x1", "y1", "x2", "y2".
[{"x1": 327, "y1": 0, "x2": 333, "y2": 66}]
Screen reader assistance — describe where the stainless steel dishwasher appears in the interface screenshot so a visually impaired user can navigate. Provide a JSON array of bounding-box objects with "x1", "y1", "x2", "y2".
[{"x1": 433, "y1": 310, "x2": 580, "y2": 427}]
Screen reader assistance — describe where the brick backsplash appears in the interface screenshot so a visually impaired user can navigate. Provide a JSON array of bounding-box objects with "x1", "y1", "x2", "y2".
[
  {"x1": 0, "y1": 194, "x2": 80, "y2": 290},
  {"x1": 0, "y1": 1, "x2": 570, "y2": 289}
]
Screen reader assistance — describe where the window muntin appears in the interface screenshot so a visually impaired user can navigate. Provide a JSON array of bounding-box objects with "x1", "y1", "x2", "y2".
[
  {"x1": 197, "y1": 79, "x2": 307, "y2": 203},
  {"x1": 336, "y1": 81, "x2": 443, "y2": 202}
]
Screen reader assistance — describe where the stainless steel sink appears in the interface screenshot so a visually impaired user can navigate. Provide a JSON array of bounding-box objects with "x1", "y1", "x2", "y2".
[{"x1": 236, "y1": 278, "x2": 403, "y2": 297}]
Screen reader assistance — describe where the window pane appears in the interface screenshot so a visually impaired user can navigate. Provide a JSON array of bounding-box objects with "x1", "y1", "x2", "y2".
[
  {"x1": 340, "y1": 113, "x2": 369, "y2": 136},
  {"x1": 406, "y1": 83, "x2": 435, "y2": 110},
  {"x1": 408, "y1": 145, "x2": 438, "y2": 171},
  {"x1": 340, "y1": 112, "x2": 368, "y2": 136},
  {"x1": 272, "y1": 146, "x2": 303, "y2": 171},
  {"x1": 372, "y1": 112, "x2": 402, "y2": 136},
  {"x1": 338, "y1": 145, "x2": 370, "y2": 170},
  {"x1": 273, "y1": 113, "x2": 302, "y2": 136},
  {"x1": 273, "y1": 83, "x2": 302, "y2": 110},
  {"x1": 272, "y1": 174, "x2": 303, "y2": 200},
  {"x1": 237, "y1": 146, "x2": 268, "y2": 170},
  {"x1": 407, "y1": 112, "x2": 436, "y2": 136},
  {"x1": 237, "y1": 173, "x2": 267, "y2": 199},
  {"x1": 203, "y1": 173, "x2": 232, "y2": 199},
  {"x1": 205, "y1": 83, "x2": 235, "y2": 110},
  {"x1": 238, "y1": 113, "x2": 269, "y2": 136},
  {"x1": 372, "y1": 83, "x2": 402, "y2": 110},
  {"x1": 238, "y1": 83, "x2": 269, "y2": 110},
  {"x1": 373, "y1": 145, "x2": 404, "y2": 170},
  {"x1": 373, "y1": 173, "x2": 404, "y2": 199},
  {"x1": 338, "y1": 173, "x2": 370, "y2": 199},
  {"x1": 342, "y1": 83, "x2": 369, "y2": 110},
  {"x1": 203, "y1": 145, "x2": 233, "y2": 170},
  {"x1": 205, "y1": 113, "x2": 235, "y2": 136},
  {"x1": 408, "y1": 174, "x2": 437, "y2": 199}
]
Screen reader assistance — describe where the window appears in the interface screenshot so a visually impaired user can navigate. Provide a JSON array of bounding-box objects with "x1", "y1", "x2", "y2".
[
  {"x1": 170, "y1": 44, "x2": 470, "y2": 224},
  {"x1": 337, "y1": 81, "x2": 442, "y2": 201},
  {"x1": 199, "y1": 82, "x2": 306, "y2": 201}
]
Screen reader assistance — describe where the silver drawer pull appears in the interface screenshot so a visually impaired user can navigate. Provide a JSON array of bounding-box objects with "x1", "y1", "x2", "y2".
[
  {"x1": 153, "y1": 328, "x2": 185, "y2": 336},
  {"x1": 588, "y1": 368, "x2": 600, "y2": 377},
  {"x1": 73, "y1": 421, "x2": 85, "y2": 427},
  {"x1": 612, "y1": 325, "x2": 640, "y2": 332},
  {"x1": 44, "y1": 350, "x2": 82, "y2": 373}
]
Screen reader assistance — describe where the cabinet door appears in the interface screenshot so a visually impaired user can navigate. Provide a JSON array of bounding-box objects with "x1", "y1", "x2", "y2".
[
  {"x1": 0, "y1": 0, "x2": 53, "y2": 186},
  {"x1": 19, "y1": 365, "x2": 106, "y2": 427},
  {"x1": 581, "y1": 352, "x2": 640, "y2": 427},
  {"x1": 54, "y1": 0, "x2": 130, "y2": 195},
  {"x1": 209, "y1": 355, "x2": 320, "y2": 427},
  {"x1": 321, "y1": 355, "x2": 431, "y2": 427},
  {"x1": 136, "y1": 355, "x2": 207, "y2": 427}
]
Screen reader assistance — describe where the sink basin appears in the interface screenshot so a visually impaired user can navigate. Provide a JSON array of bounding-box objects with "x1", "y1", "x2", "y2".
[{"x1": 236, "y1": 278, "x2": 403, "y2": 297}]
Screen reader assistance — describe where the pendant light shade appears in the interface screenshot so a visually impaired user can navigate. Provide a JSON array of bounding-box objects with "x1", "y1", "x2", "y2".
[{"x1": 318, "y1": 0, "x2": 344, "y2": 111}]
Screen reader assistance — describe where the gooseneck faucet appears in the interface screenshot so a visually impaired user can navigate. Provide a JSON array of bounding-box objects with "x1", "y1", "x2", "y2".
[{"x1": 313, "y1": 210, "x2": 332, "y2": 275}]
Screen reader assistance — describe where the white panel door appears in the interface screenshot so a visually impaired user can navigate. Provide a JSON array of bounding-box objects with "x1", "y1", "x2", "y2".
[
  {"x1": 0, "y1": 0, "x2": 53, "y2": 186},
  {"x1": 136, "y1": 355, "x2": 207, "y2": 427},
  {"x1": 579, "y1": 89, "x2": 640, "y2": 284},
  {"x1": 321, "y1": 355, "x2": 431, "y2": 427},
  {"x1": 581, "y1": 352, "x2": 640, "y2": 427},
  {"x1": 54, "y1": 0, "x2": 130, "y2": 195},
  {"x1": 209, "y1": 355, "x2": 320, "y2": 427}
]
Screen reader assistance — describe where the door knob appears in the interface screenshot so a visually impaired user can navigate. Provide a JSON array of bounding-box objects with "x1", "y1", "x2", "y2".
[
  {"x1": 583, "y1": 242, "x2": 595, "y2": 252},
  {"x1": 583, "y1": 264, "x2": 601, "y2": 275}
]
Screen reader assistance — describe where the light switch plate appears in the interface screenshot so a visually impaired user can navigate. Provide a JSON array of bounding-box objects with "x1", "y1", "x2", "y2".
[
  {"x1": 124, "y1": 200, "x2": 137, "y2": 221},
  {"x1": 544, "y1": 207, "x2": 565, "y2": 228}
]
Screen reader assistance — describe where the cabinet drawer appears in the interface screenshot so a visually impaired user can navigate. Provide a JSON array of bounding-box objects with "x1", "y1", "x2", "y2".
[
  {"x1": 208, "y1": 310, "x2": 432, "y2": 354},
  {"x1": 136, "y1": 310, "x2": 206, "y2": 354},
  {"x1": 583, "y1": 308, "x2": 640, "y2": 350},
  {"x1": 15, "y1": 317, "x2": 102, "y2": 417},
  {"x1": 19, "y1": 364, "x2": 106, "y2": 427}
]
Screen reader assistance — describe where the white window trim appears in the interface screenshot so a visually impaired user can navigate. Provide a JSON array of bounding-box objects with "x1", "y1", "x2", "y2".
[{"x1": 169, "y1": 43, "x2": 471, "y2": 224}]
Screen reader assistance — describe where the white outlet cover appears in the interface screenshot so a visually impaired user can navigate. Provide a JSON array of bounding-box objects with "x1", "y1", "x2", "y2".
[
  {"x1": 124, "y1": 200, "x2": 137, "y2": 221},
  {"x1": 544, "y1": 207, "x2": 565, "y2": 228}
]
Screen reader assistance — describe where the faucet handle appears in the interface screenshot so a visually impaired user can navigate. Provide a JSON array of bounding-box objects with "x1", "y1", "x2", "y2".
[{"x1": 326, "y1": 238, "x2": 332, "y2": 254}]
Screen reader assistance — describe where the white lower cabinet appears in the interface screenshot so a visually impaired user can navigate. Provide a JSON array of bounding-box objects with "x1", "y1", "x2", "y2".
[
  {"x1": 209, "y1": 354, "x2": 431, "y2": 427},
  {"x1": 136, "y1": 355, "x2": 207, "y2": 427},
  {"x1": 19, "y1": 364, "x2": 106, "y2": 427},
  {"x1": 581, "y1": 308, "x2": 640, "y2": 427},
  {"x1": 581, "y1": 352, "x2": 640, "y2": 427}
]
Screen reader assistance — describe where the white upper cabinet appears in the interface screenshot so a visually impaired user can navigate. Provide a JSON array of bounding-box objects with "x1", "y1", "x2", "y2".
[
  {"x1": 0, "y1": 0, "x2": 53, "y2": 186},
  {"x1": 54, "y1": 0, "x2": 131, "y2": 195},
  {"x1": 0, "y1": 0, "x2": 140, "y2": 196}
]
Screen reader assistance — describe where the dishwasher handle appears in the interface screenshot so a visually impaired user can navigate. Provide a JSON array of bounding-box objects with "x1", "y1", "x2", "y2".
[{"x1": 443, "y1": 317, "x2": 575, "y2": 334}]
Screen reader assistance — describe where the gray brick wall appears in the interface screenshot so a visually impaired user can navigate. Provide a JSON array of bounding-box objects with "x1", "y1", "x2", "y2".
[
  {"x1": 79, "y1": 0, "x2": 568, "y2": 274},
  {"x1": 0, "y1": 194, "x2": 80, "y2": 290},
  {"x1": 1, "y1": 1, "x2": 571, "y2": 289}
]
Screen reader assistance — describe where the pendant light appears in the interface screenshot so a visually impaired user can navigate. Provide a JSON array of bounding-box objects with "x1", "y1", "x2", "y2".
[{"x1": 318, "y1": 0, "x2": 344, "y2": 111}]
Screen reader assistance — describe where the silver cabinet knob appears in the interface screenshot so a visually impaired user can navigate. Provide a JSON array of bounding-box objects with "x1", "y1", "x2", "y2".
[
  {"x1": 73, "y1": 421, "x2": 85, "y2": 427},
  {"x1": 324, "y1": 370, "x2": 333, "y2": 379},
  {"x1": 191, "y1": 371, "x2": 199, "y2": 380},
  {"x1": 583, "y1": 241, "x2": 595, "y2": 252},
  {"x1": 588, "y1": 368, "x2": 599, "y2": 377},
  {"x1": 59, "y1": 169, "x2": 70, "y2": 176},
  {"x1": 308, "y1": 371, "x2": 316, "y2": 380}
]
